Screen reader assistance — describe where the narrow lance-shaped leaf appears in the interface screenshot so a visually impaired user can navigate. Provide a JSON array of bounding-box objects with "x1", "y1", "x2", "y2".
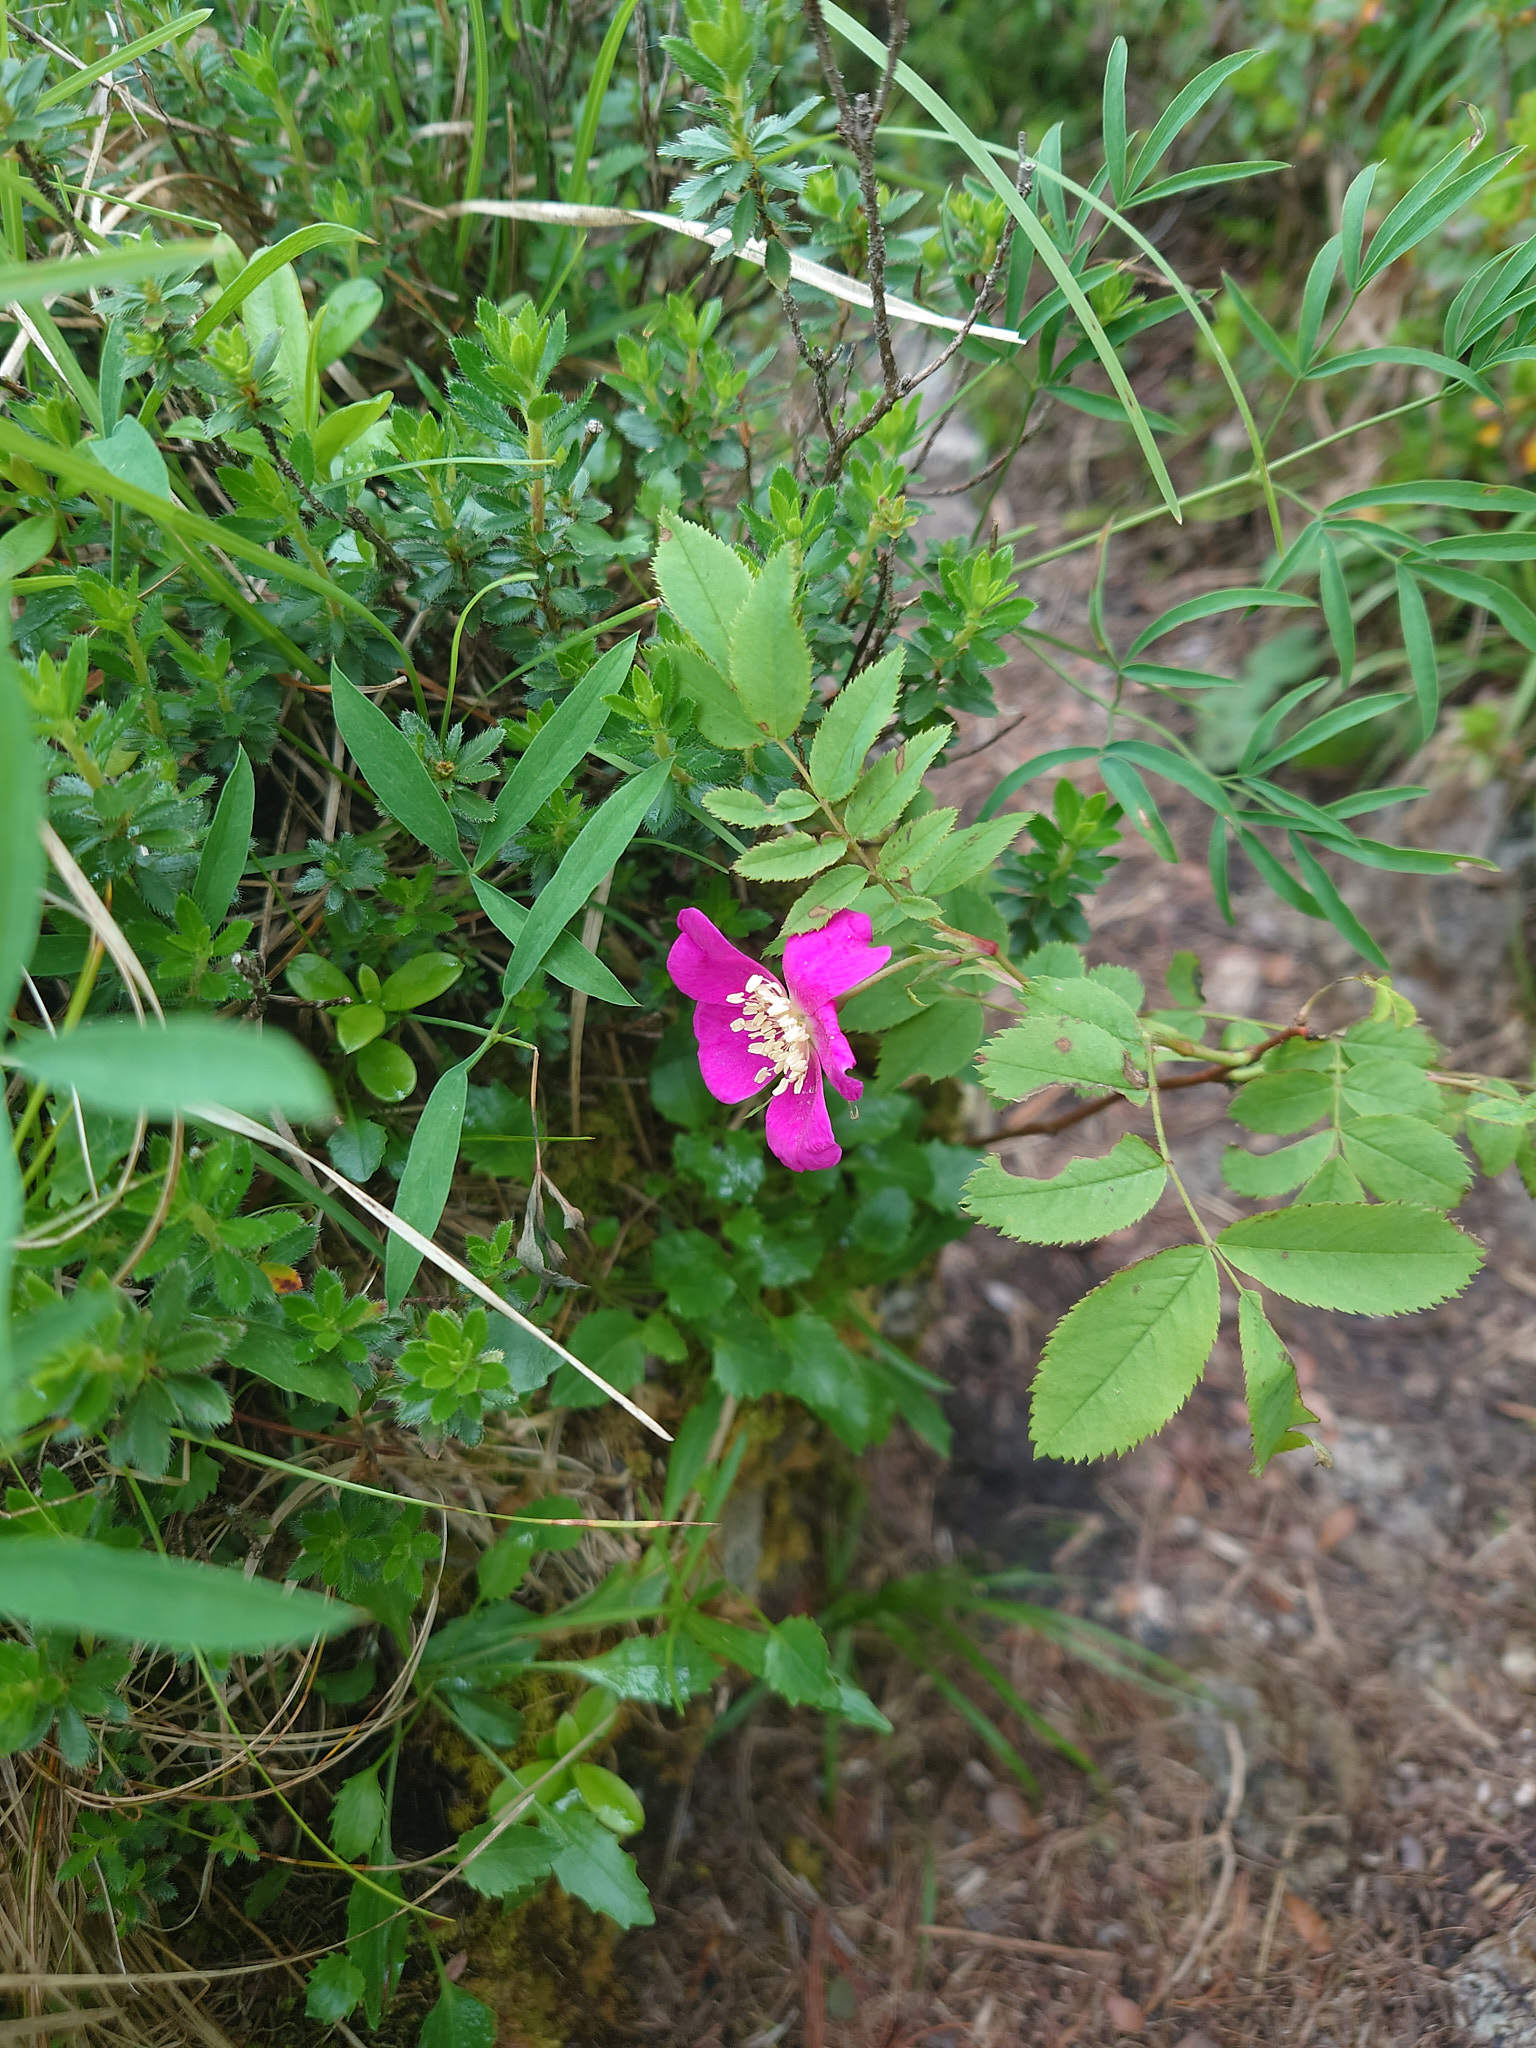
[
  {"x1": 1316, "y1": 529, "x2": 1354, "y2": 687},
  {"x1": 820, "y1": 1, "x2": 1183, "y2": 520},
  {"x1": 331, "y1": 663, "x2": 465, "y2": 868},
  {"x1": 385, "y1": 1056, "x2": 473, "y2": 1310},
  {"x1": 192, "y1": 746, "x2": 255, "y2": 923},
  {"x1": 1030, "y1": 1244, "x2": 1221, "y2": 1460},
  {"x1": 1102, "y1": 37, "x2": 1128, "y2": 201},
  {"x1": 0, "y1": 649, "x2": 43, "y2": 1026},
  {"x1": 502, "y1": 760, "x2": 670, "y2": 1000},
  {"x1": 0, "y1": 1539, "x2": 362, "y2": 1651},
  {"x1": 11, "y1": 1015, "x2": 332, "y2": 1121},
  {"x1": 477, "y1": 636, "x2": 638, "y2": 867},
  {"x1": 470, "y1": 876, "x2": 634, "y2": 1006},
  {"x1": 1395, "y1": 567, "x2": 1440, "y2": 742}
]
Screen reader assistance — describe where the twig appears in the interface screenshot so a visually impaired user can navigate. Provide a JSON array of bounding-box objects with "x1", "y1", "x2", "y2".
[
  {"x1": 986, "y1": 1026, "x2": 1309, "y2": 1141},
  {"x1": 916, "y1": 1926, "x2": 1115, "y2": 1967},
  {"x1": 1154, "y1": 1719, "x2": 1246, "y2": 2003}
]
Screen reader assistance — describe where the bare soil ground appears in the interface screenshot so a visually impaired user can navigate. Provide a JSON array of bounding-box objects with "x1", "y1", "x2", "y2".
[{"x1": 616, "y1": 402, "x2": 1536, "y2": 2047}]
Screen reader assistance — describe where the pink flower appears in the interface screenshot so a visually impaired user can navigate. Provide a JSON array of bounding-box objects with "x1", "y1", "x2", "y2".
[{"x1": 667, "y1": 907, "x2": 891, "y2": 1172}]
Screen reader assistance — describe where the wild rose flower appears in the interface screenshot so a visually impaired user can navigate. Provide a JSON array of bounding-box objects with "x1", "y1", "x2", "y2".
[{"x1": 667, "y1": 907, "x2": 891, "y2": 1172}]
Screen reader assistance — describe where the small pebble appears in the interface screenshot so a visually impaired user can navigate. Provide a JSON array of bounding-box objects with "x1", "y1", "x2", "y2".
[
  {"x1": 1399, "y1": 1835, "x2": 1427, "y2": 1872},
  {"x1": 1104, "y1": 1992, "x2": 1145, "y2": 2033}
]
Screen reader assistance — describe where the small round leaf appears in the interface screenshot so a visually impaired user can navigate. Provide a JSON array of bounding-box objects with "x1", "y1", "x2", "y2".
[
  {"x1": 572, "y1": 1762, "x2": 645, "y2": 1835},
  {"x1": 355, "y1": 1038, "x2": 416, "y2": 1102}
]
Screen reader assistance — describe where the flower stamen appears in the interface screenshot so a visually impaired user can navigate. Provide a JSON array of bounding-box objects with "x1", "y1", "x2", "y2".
[{"x1": 731, "y1": 971, "x2": 812, "y2": 1092}]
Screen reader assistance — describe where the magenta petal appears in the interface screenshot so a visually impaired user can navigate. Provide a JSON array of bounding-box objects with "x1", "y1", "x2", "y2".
[
  {"x1": 782, "y1": 909, "x2": 890, "y2": 1008},
  {"x1": 765, "y1": 1065, "x2": 841, "y2": 1172},
  {"x1": 693, "y1": 1001, "x2": 767, "y2": 1104},
  {"x1": 668, "y1": 908, "x2": 768, "y2": 1003},
  {"x1": 807, "y1": 1005, "x2": 862, "y2": 1101}
]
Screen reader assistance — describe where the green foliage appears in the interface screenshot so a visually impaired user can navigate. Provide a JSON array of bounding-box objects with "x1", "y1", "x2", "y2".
[{"x1": 0, "y1": 0, "x2": 1531, "y2": 2023}]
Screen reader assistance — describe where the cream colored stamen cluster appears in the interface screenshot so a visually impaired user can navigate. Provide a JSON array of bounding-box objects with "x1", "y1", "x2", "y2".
[{"x1": 728, "y1": 973, "x2": 812, "y2": 1095}]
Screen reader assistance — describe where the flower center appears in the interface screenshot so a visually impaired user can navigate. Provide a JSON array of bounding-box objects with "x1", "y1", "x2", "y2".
[{"x1": 727, "y1": 973, "x2": 813, "y2": 1095}]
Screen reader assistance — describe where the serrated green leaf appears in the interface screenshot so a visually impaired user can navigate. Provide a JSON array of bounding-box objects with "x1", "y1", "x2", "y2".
[
  {"x1": 330, "y1": 1766, "x2": 385, "y2": 1860},
  {"x1": 1238, "y1": 1291, "x2": 1319, "y2": 1476},
  {"x1": 1230, "y1": 1068, "x2": 1333, "y2": 1134},
  {"x1": 1468, "y1": 1108, "x2": 1526, "y2": 1175},
  {"x1": 653, "y1": 516, "x2": 752, "y2": 671},
  {"x1": 780, "y1": 864, "x2": 872, "y2": 935},
  {"x1": 701, "y1": 786, "x2": 777, "y2": 826},
  {"x1": 1339, "y1": 1055, "x2": 1441, "y2": 1121},
  {"x1": 549, "y1": 1806, "x2": 654, "y2": 1928},
  {"x1": 733, "y1": 831, "x2": 842, "y2": 881},
  {"x1": 1221, "y1": 1132, "x2": 1334, "y2": 1197},
  {"x1": 305, "y1": 1955, "x2": 364, "y2": 2023},
  {"x1": 729, "y1": 546, "x2": 810, "y2": 738},
  {"x1": 874, "y1": 997, "x2": 984, "y2": 1090},
  {"x1": 1028, "y1": 973, "x2": 1142, "y2": 1046},
  {"x1": 878, "y1": 806, "x2": 956, "y2": 881},
  {"x1": 456, "y1": 1821, "x2": 555, "y2": 1898},
  {"x1": 809, "y1": 645, "x2": 903, "y2": 800},
  {"x1": 844, "y1": 723, "x2": 952, "y2": 838},
  {"x1": 553, "y1": 1632, "x2": 719, "y2": 1704},
  {"x1": 962, "y1": 1135, "x2": 1166, "y2": 1244},
  {"x1": 978, "y1": 1015, "x2": 1136, "y2": 1105},
  {"x1": 1339, "y1": 1114, "x2": 1470, "y2": 1208},
  {"x1": 1294, "y1": 1153, "x2": 1365, "y2": 1203},
  {"x1": 763, "y1": 1614, "x2": 839, "y2": 1706},
  {"x1": 1029, "y1": 1244, "x2": 1220, "y2": 1461},
  {"x1": 1218, "y1": 1202, "x2": 1482, "y2": 1312},
  {"x1": 671, "y1": 647, "x2": 764, "y2": 751},
  {"x1": 419, "y1": 1984, "x2": 498, "y2": 2048},
  {"x1": 913, "y1": 813, "x2": 1025, "y2": 896}
]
